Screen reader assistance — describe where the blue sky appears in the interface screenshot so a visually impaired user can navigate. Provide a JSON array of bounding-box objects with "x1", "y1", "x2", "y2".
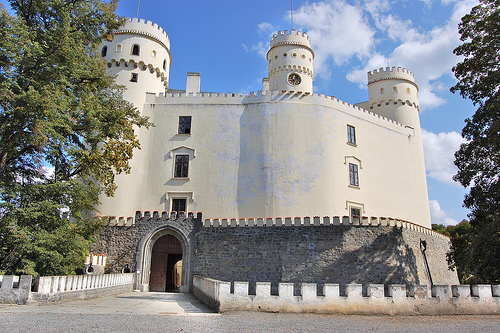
[{"x1": 3, "y1": 0, "x2": 478, "y2": 225}]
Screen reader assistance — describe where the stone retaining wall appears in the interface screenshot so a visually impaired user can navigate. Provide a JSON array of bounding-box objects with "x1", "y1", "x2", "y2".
[{"x1": 193, "y1": 225, "x2": 458, "y2": 294}]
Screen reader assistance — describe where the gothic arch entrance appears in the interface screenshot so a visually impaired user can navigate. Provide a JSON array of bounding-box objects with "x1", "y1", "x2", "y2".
[
  {"x1": 150, "y1": 235, "x2": 183, "y2": 291},
  {"x1": 135, "y1": 225, "x2": 193, "y2": 293}
]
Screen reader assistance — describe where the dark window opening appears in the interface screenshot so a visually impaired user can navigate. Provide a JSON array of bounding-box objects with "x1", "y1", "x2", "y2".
[
  {"x1": 178, "y1": 116, "x2": 192, "y2": 134},
  {"x1": 347, "y1": 125, "x2": 356, "y2": 144},
  {"x1": 132, "y1": 44, "x2": 140, "y2": 56},
  {"x1": 351, "y1": 207, "x2": 361, "y2": 223},
  {"x1": 174, "y1": 155, "x2": 189, "y2": 178},
  {"x1": 131, "y1": 73, "x2": 138, "y2": 83},
  {"x1": 101, "y1": 46, "x2": 107, "y2": 57},
  {"x1": 349, "y1": 163, "x2": 359, "y2": 186},
  {"x1": 172, "y1": 199, "x2": 186, "y2": 213},
  {"x1": 163, "y1": 59, "x2": 167, "y2": 70}
]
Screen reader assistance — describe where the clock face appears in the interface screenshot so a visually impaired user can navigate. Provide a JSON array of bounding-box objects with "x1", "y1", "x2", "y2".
[{"x1": 288, "y1": 73, "x2": 301, "y2": 86}]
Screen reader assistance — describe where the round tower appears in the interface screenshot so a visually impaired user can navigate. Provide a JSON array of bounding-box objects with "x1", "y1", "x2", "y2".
[
  {"x1": 366, "y1": 67, "x2": 420, "y2": 129},
  {"x1": 99, "y1": 18, "x2": 171, "y2": 107},
  {"x1": 267, "y1": 30, "x2": 314, "y2": 93}
]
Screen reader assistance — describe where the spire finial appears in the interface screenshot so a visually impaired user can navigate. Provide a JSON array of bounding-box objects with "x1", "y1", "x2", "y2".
[{"x1": 136, "y1": 0, "x2": 141, "y2": 19}]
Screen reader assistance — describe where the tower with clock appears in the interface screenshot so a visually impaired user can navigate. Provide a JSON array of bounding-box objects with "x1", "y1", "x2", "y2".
[{"x1": 267, "y1": 30, "x2": 314, "y2": 93}]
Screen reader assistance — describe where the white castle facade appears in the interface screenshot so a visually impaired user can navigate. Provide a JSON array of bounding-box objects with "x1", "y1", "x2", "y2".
[{"x1": 98, "y1": 18, "x2": 431, "y2": 229}]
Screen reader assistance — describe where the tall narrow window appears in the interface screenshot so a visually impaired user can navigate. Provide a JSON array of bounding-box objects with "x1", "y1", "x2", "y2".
[
  {"x1": 349, "y1": 163, "x2": 359, "y2": 187},
  {"x1": 347, "y1": 125, "x2": 356, "y2": 145},
  {"x1": 132, "y1": 44, "x2": 140, "y2": 56},
  {"x1": 172, "y1": 198, "x2": 187, "y2": 213},
  {"x1": 174, "y1": 155, "x2": 189, "y2": 178},
  {"x1": 178, "y1": 116, "x2": 192, "y2": 134},
  {"x1": 163, "y1": 59, "x2": 167, "y2": 70},
  {"x1": 116, "y1": 44, "x2": 122, "y2": 52},
  {"x1": 101, "y1": 46, "x2": 107, "y2": 57}
]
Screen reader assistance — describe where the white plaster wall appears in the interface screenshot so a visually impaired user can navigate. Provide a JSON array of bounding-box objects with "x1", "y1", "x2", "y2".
[{"x1": 98, "y1": 92, "x2": 431, "y2": 228}]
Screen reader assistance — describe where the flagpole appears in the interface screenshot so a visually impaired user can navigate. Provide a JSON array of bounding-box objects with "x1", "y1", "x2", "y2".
[{"x1": 136, "y1": 0, "x2": 141, "y2": 19}]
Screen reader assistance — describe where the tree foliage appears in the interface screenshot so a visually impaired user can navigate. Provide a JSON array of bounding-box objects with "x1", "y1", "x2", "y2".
[
  {"x1": 450, "y1": 0, "x2": 500, "y2": 284},
  {"x1": 0, "y1": 0, "x2": 150, "y2": 277}
]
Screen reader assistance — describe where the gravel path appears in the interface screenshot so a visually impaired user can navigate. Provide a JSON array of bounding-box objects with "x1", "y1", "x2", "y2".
[{"x1": 1, "y1": 311, "x2": 500, "y2": 332}]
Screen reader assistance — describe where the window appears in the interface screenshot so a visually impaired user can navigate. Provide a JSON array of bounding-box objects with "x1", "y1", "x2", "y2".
[
  {"x1": 131, "y1": 44, "x2": 140, "y2": 56},
  {"x1": 349, "y1": 163, "x2": 359, "y2": 187},
  {"x1": 172, "y1": 198, "x2": 187, "y2": 213},
  {"x1": 393, "y1": 86, "x2": 398, "y2": 93},
  {"x1": 101, "y1": 46, "x2": 107, "y2": 57},
  {"x1": 347, "y1": 125, "x2": 356, "y2": 145},
  {"x1": 130, "y1": 73, "x2": 138, "y2": 83},
  {"x1": 351, "y1": 207, "x2": 361, "y2": 223},
  {"x1": 116, "y1": 44, "x2": 122, "y2": 52},
  {"x1": 152, "y1": 50, "x2": 156, "y2": 58},
  {"x1": 163, "y1": 59, "x2": 167, "y2": 70},
  {"x1": 178, "y1": 116, "x2": 191, "y2": 134},
  {"x1": 174, "y1": 155, "x2": 189, "y2": 178}
]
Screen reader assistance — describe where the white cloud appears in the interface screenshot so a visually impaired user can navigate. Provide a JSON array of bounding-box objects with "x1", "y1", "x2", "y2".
[
  {"x1": 429, "y1": 199, "x2": 459, "y2": 226},
  {"x1": 422, "y1": 129, "x2": 466, "y2": 185},
  {"x1": 293, "y1": 1, "x2": 375, "y2": 77}
]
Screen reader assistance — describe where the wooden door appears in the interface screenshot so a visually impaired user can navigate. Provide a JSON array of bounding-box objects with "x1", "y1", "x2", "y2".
[{"x1": 149, "y1": 235, "x2": 183, "y2": 292}]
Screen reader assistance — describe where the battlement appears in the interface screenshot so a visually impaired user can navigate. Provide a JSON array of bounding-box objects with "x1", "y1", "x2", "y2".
[
  {"x1": 194, "y1": 276, "x2": 500, "y2": 315},
  {"x1": 152, "y1": 90, "x2": 409, "y2": 131},
  {"x1": 270, "y1": 29, "x2": 312, "y2": 50},
  {"x1": 114, "y1": 17, "x2": 170, "y2": 50},
  {"x1": 368, "y1": 66, "x2": 415, "y2": 85},
  {"x1": 201, "y1": 215, "x2": 446, "y2": 240}
]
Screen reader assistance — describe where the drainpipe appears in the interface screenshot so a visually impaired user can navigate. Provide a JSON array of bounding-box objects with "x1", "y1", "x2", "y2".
[{"x1": 420, "y1": 239, "x2": 433, "y2": 286}]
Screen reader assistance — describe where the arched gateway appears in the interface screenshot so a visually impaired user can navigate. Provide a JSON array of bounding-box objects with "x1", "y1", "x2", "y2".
[{"x1": 135, "y1": 224, "x2": 193, "y2": 293}]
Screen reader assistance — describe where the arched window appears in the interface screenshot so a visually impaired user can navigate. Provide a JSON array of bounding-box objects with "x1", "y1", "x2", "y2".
[
  {"x1": 131, "y1": 44, "x2": 140, "y2": 56},
  {"x1": 393, "y1": 86, "x2": 398, "y2": 93},
  {"x1": 101, "y1": 46, "x2": 107, "y2": 57},
  {"x1": 163, "y1": 59, "x2": 167, "y2": 71},
  {"x1": 406, "y1": 88, "x2": 411, "y2": 95},
  {"x1": 380, "y1": 88, "x2": 385, "y2": 94},
  {"x1": 116, "y1": 44, "x2": 122, "y2": 52},
  {"x1": 152, "y1": 50, "x2": 156, "y2": 58}
]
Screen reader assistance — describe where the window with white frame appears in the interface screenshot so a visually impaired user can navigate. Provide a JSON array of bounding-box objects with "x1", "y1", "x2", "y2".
[
  {"x1": 349, "y1": 163, "x2": 359, "y2": 187},
  {"x1": 350, "y1": 207, "x2": 361, "y2": 223},
  {"x1": 178, "y1": 116, "x2": 192, "y2": 134},
  {"x1": 174, "y1": 155, "x2": 189, "y2": 178},
  {"x1": 347, "y1": 125, "x2": 356, "y2": 145}
]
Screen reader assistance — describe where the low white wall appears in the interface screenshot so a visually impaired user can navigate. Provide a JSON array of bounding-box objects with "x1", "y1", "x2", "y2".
[
  {"x1": 32, "y1": 273, "x2": 134, "y2": 302},
  {"x1": 0, "y1": 275, "x2": 32, "y2": 305},
  {"x1": 193, "y1": 276, "x2": 500, "y2": 315}
]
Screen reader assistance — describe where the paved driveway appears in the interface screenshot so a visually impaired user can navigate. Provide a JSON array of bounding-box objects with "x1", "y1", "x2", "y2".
[
  {"x1": 0, "y1": 292, "x2": 217, "y2": 316},
  {"x1": 1, "y1": 292, "x2": 500, "y2": 332}
]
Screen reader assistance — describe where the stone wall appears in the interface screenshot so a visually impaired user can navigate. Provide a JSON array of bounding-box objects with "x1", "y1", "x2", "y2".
[
  {"x1": 193, "y1": 225, "x2": 458, "y2": 294},
  {"x1": 94, "y1": 212, "x2": 457, "y2": 293},
  {"x1": 91, "y1": 212, "x2": 199, "y2": 274}
]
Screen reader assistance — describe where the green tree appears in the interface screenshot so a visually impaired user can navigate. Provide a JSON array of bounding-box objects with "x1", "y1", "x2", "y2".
[
  {"x1": 0, "y1": 0, "x2": 150, "y2": 277},
  {"x1": 450, "y1": 0, "x2": 500, "y2": 283}
]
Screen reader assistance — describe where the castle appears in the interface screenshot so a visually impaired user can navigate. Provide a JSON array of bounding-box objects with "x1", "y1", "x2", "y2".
[{"x1": 91, "y1": 18, "x2": 458, "y2": 294}]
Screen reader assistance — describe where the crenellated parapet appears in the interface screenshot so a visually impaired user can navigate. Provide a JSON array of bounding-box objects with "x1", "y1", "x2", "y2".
[
  {"x1": 269, "y1": 30, "x2": 313, "y2": 55},
  {"x1": 194, "y1": 276, "x2": 500, "y2": 315},
  {"x1": 200, "y1": 215, "x2": 448, "y2": 240},
  {"x1": 114, "y1": 17, "x2": 171, "y2": 51},
  {"x1": 368, "y1": 66, "x2": 416, "y2": 85}
]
